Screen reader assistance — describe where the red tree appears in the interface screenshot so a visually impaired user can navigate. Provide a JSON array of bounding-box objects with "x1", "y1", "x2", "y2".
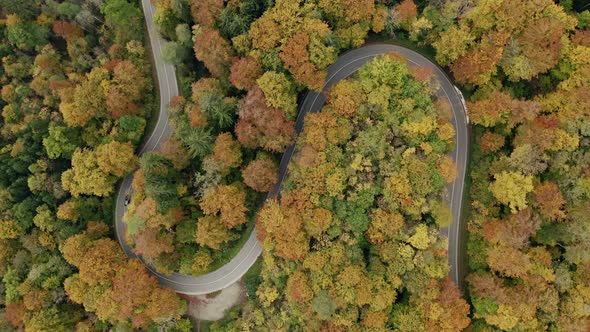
[
  {"x1": 230, "y1": 57, "x2": 263, "y2": 90},
  {"x1": 242, "y1": 158, "x2": 278, "y2": 192},
  {"x1": 235, "y1": 86, "x2": 295, "y2": 152}
]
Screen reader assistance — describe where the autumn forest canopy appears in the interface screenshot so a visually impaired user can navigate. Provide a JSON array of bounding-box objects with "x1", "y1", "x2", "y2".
[{"x1": 0, "y1": 0, "x2": 590, "y2": 331}]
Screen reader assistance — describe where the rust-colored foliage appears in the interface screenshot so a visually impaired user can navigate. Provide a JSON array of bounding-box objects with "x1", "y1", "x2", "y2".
[
  {"x1": 280, "y1": 32, "x2": 325, "y2": 91},
  {"x1": 467, "y1": 90, "x2": 513, "y2": 127},
  {"x1": 189, "y1": 105, "x2": 208, "y2": 128},
  {"x1": 107, "y1": 88, "x2": 139, "y2": 119},
  {"x1": 256, "y1": 199, "x2": 308, "y2": 261},
  {"x1": 481, "y1": 208, "x2": 541, "y2": 250},
  {"x1": 78, "y1": 238, "x2": 126, "y2": 286},
  {"x1": 111, "y1": 260, "x2": 157, "y2": 327},
  {"x1": 480, "y1": 132, "x2": 505, "y2": 153},
  {"x1": 230, "y1": 57, "x2": 263, "y2": 91},
  {"x1": 5, "y1": 302, "x2": 25, "y2": 328},
  {"x1": 242, "y1": 158, "x2": 278, "y2": 192},
  {"x1": 52, "y1": 21, "x2": 83, "y2": 41},
  {"x1": 395, "y1": 0, "x2": 418, "y2": 25},
  {"x1": 200, "y1": 184, "x2": 247, "y2": 228},
  {"x1": 571, "y1": 30, "x2": 590, "y2": 47},
  {"x1": 533, "y1": 182, "x2": 566, "y2": 221},
  {"x1": 422, "y1": 278, "x2": 471, "y2": 331},
  {"x1": 211, "y1": 133, "x2": 242, "y2": 171},
  {"x1": 134, "y1": 228, "x2": 174, "y2": 260},
  {"x1": 189, "y1": 0, "x2": 223, "y2": 27},
  {"x1": 286, "y1": 270, "x2": 314, "y2": 304},
  {"x1": 193, "y1": 29, "x2": 234, "y2": 78},
  {"x1": 235, "y1": 85, "x2": 295, "y2": 152},
  {"x1": 451, "y1": 31, "x2": 509, "y2": 85},
  {"x1": 157, "y1": 137, "x2": 191, "y2": 170}
]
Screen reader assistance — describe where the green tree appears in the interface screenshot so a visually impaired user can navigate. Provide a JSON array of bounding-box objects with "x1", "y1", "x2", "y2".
[
  {"x1": 43, "y1": 126, "x2": 81, "y2": 160},
  {"x1": 102, "y1": 0, "x2": 143, "y2": 43},
  {"x1": 141, "y1": 153, "x2": 180, "y2": 212}
]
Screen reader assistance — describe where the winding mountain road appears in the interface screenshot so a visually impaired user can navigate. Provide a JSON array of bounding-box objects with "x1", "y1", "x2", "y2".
[{"x1": 115, "y1": 1, "x2": 468, "y2": 295}]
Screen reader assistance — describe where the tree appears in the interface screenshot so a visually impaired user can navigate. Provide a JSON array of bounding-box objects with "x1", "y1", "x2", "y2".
[
  {"x1": 59, "y1": 68, "x2": 109, "y2": 127},
  {"x1": 195, "y1": 215, "x2": 232, "y2": 250},
  {"x1": 77, "y1": 238, "x2": 126, "y2": 286},
  {"x1": 200, "y1": 184, "x2": 247, "y2": 228},
  {"x1": 286, "y1": 270, "x2": 313, "y2": 304},
  {"x1": 110, "y1": 260, "x2": 185, "y2": 328},
  {"x1": 256, "y1": 71, "x2": 298, "y2": 118},
  {"x1": 198, "y1": 92, "x2": 236, "y2": 130},
  {"x1": 433, "y1": 25, "x2": 474, "y2": 66},
  {"x1": 500, "y1": 17, "x2": 566, "y2": 81},
  {"x1": 189, "y1": 0, "x2": 223, "y2": 27},
  {"x1": 420, "y1": 278, "x2": 471, "y2": 331},
  {"x1": 467, "y1": 91, "x2": 513, "y2": 127},
  {"x1": 43, "y1": 125, "x2": 81, "y2": 159},
  {"x1": 533, "y1": 182, "x2": 566, "y2": 221},
  {"x1": 157, "y1": 137, "x2": 191, "y2": 170},
  {"x1": 162, "y1": 41, "x2": 190, "y2": 65},
  {"x1": 394, "y1": 0, "x2": 418, "y2": 27},
  {"x1": 486, "y1": 244, "x2": 531, "y2": 278},
  {"x1": 256, "y1": 199, "x2": 308, "y2": 261},
  {"x1": 481, "y1": 208, "x2": 541, "y2": 249},
  {"x1": 279, "y1": 32, "x2": 332, "y2": 91},
  {"x1": 102, "y1": 0, "x2": 142, "y2": 43},
  {"x1": 5, "y1": 15, "x2": 49, "y2": 51},
  {"x1": 235, "y1": 85, "x2": 296, "y2": 152},
  {"x1": 141, "y1": 153, "x2": 180, "y2": 212},
  {"x1": 311, "y1": 291, "x2": 336, "y2": 320},
  {"x1": 52, "y1": 20, "x2": 83, "y2": 42},
  {"x1": 95, "y1": 141, "x2": 138, "y2": 177},
  {"x1": 61, "y1": 149, "x2": 117, "y2": 197},
  {"x1": 193, "y1": 29, "x2": 234, "y2": 78},
  {"x1": 0, "y1": 0, "x2": 39, "y2": 19},
  {"x1": 450, "y1": 31, "x2": 509, "y2": 85},
  {"x1": 437, "y1": 155, "x2": 457, "y2": 183},
  {"x1": 480, "y1": 132, "x2": 505, "y2": 153},
  {"x1": 134, "y1": 228, "x2": 174, "y2": 261},
  {"x1": 230, "y1": 57, "x2": 263, "y2": 90},
  {"x1": 211, "y1": 133, "x2": 242, "y2": 172},
  {"x1": 242, "y1": 158, "x2": 278, "y2": 192},
  {"x1": 328, "y1": 79, "x2": 365, "y2": 118},
  {"x1": 489, "y1": 171, "x2": 534, "y2": 213}
]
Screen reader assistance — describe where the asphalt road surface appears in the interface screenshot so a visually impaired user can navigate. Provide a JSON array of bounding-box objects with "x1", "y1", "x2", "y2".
[{"x1": 115, "y1": 1, "x2": 468, "y2": 295}]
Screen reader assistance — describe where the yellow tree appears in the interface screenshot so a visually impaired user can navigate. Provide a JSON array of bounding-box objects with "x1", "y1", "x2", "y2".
[
  {"x1": 61, "y1": 149, "x2": 116, "y2": 197},
  {"x1": 95, "y1": 141, "x2": 138, "y2": 177},
  {"x1": 195, "y1": 215, "x2": 232, "y2": 250},
  {"x1": 200, "y1": 183, "x2": 248, "y2": 228},
  {"x1": 489, "y1": 171, "x2": 534, "y2": 213}
]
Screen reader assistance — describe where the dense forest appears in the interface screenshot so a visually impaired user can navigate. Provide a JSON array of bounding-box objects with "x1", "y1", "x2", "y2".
[
  {"x1": 0, "y1": 0, "x2": 189, "y2": 329},
  {"x1": 209, "y1": 53, "x2": 470, "y2": 330},
  {"x1": 1, "y1": 0, "x2": 590, "y2": 330}
]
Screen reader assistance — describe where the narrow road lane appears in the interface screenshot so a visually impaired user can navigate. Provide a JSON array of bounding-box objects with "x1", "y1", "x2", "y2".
[{"x1": 115, "y1": 2, "x2": 468, "y2": 295}]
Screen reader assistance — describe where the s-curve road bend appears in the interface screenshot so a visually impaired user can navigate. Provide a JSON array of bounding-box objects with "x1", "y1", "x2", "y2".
[{"x1": 116, "y1": 4, "x2": 468, "y2": 296}]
